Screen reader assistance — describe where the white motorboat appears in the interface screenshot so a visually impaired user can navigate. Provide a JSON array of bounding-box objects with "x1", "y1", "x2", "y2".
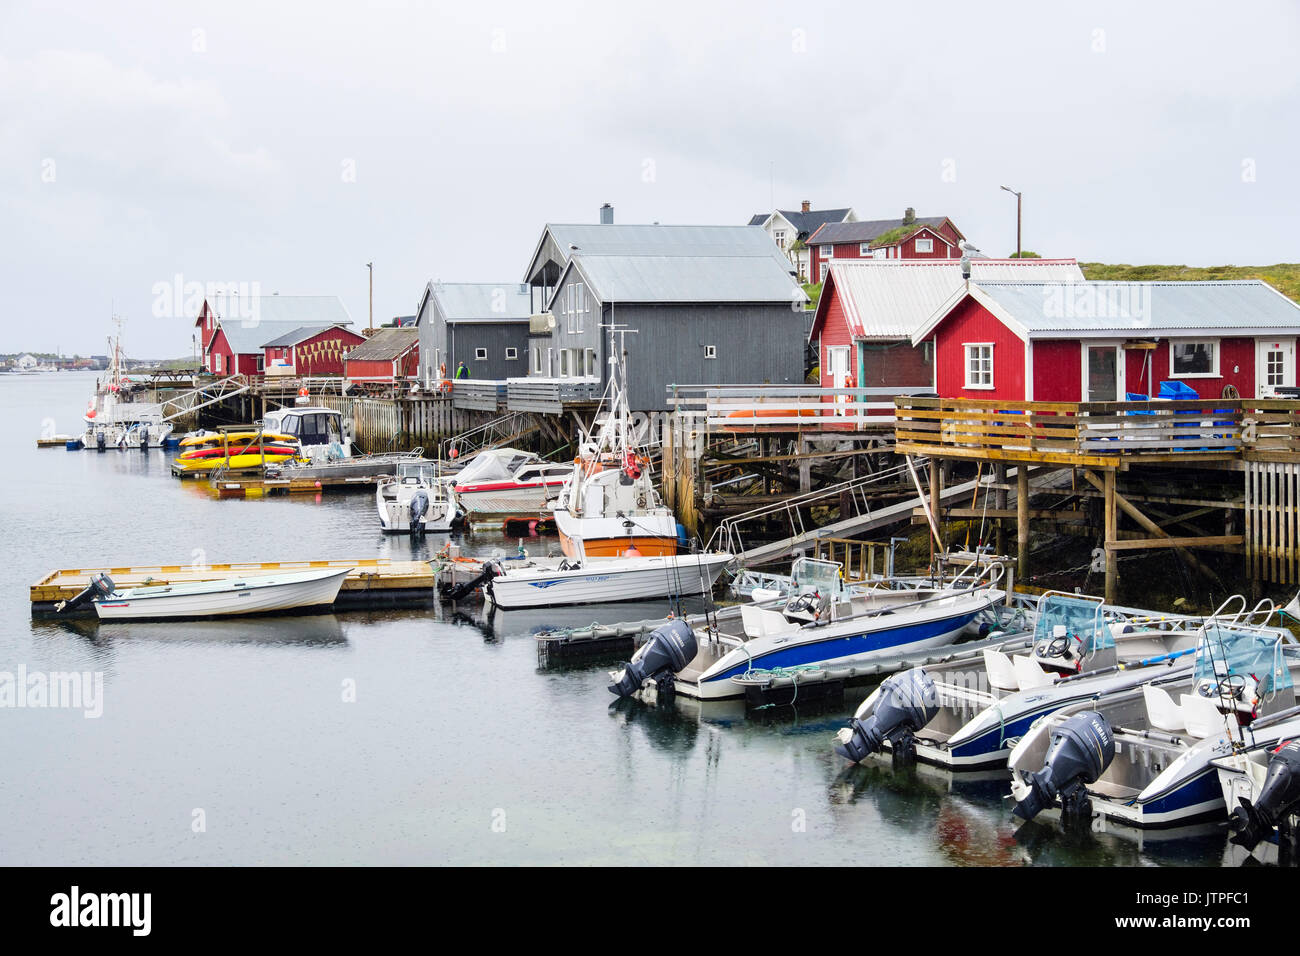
[
  {"x1": 79, "y1": 319, "x2": 175, "y2": 449},
  {"x1": 833, "y1": 590, "x2": 1207, "y2": 770},
  {"x1": 613, "y1": 557, "x2": 1007, "y2": 702},
  {"x1": 484, "y1": 551, "x2": 733, "y2": 610},
  {"x1": 58, "y1": 567, "x2": 351, "y2": 620},
  {"x1": 1007, "y1": 615, "x2": 1300, "y2": 831},
  {"x1": 450, "y1": 448, "x2": 572, "y2": 518},
  {"x1": 261, "y1": 405, "x2": 352, "y2": 462},
  {"x1": 376, "y1": 460, "x2": 458, "y2": 533}
]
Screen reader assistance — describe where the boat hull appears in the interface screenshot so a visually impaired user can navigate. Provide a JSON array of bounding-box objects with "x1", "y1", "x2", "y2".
[
  {"x1": 94, "y1": 568, "x2": 350, "y2": 620},
  {"x1": 487, "y1": 554, "x2": 731, "y2": 610},
  {"x1": 454, "y1": 482, "x2": 566, "y2": 517}
]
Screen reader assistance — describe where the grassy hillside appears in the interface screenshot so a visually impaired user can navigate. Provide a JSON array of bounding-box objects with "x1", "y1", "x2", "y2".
[{"x1": 1080, "y1": 263, "x2": 1300, "y2": 302}]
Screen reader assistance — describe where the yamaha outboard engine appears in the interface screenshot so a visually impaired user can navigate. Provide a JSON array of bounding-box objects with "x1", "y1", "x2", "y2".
[
  {"x1": 56, "y1": 572, "x2": 116, "y2": 613},
  {"x1": 409, "y1": 491, "x2": 429, "y2": 536},
  {"x1": 608, "y1": 620, "x2": 698, "y2": 699},
  {"x1": 1229, "y1": 740, "x2": 1300, "y2": 854},
  {"x1": 95, "y1": 429, "x2": 106, "y2": 452},
  {"x1": 441, "y1": 561, "x2": 498, "y2": 602},
  {"x1": 1013, "y1": 711, "x2": 1114, "y2": 829},
  {"x1": 834, "y1": 668, "x2": 938, "y2": 764}
]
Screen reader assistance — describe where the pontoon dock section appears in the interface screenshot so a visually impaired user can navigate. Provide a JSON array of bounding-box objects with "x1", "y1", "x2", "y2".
[{"x1": 31, "y1": 558, "x2": 436, "y2": 619}]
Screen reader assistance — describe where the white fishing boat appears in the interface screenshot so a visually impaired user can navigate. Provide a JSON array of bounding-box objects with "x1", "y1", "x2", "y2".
[
  {"x1": 58, "y1": 567, "x2": 351, "y2": 620},
  {"x1": 79, "y1": 319, "x2": 174, "y2": 449},
  {"x1": 610, "y1": 557, "x2": 1007, "y2": 702},
  {"x1": 450, "y1": 448, "x2": 572, "y2": 518},
  {"x1": 484, "y1": 550, "x2": 733, "y2": 610},
  {"x1": 376, "y1": 460, "x2": 458, "y2": 534},
  {"x1": 551, "y1": 333, "x2": 681, "y2": 557}
]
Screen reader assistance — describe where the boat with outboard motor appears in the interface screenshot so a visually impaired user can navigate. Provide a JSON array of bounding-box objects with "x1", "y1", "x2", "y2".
[
  {"x1": 1007, "y1": 613, "x2": 1300, "y2": 831},
  {"x1": 610, "y1": 556, "x2": 1007, "y2": 702},
  {"x1": 261, "y1": 406, "x2": 352, "y2": 462},
  {"x1": 1214, "y1": 720, "x2": 1300, "y2": 863},
  {"x1": 833, "y1": 590, "x2": 1213, "y2": 770},
  {"x1": 56, "y1": 567, "x2": 351, "y2": 620},
  {"x1": 376, "y1": 460, "x2": 458, "y2": 534},
  {"x1": 483, "y1": 548, "x2": 733, "y2": 610}
]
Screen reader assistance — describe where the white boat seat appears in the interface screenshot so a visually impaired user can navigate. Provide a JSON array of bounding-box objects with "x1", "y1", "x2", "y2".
[
  {"x1": 1180, "y1": 693, "x2": 1228, "y2": 739},
  {"x1": 984, "y1": 648, "x2": 1020, "y2": 691},
  {"x1": 1012, "y1": 654, "x2": 1056, "y2": 690},
  {"x1": 740, "y1": 605, "x2": 791, "y2": 639},
  {"x1": 1143, "y1": 685, "x2": 1185, "y2": 732}
]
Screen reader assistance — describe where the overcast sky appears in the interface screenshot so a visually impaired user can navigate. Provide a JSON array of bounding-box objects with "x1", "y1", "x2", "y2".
[{"x1": 2, "y1": 0, "x2": 1296, "y2": 357}]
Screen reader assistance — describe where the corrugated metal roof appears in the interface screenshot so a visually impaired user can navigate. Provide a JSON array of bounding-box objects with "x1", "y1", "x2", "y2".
[
  {"x1": 546, "y1": 224, "x2": 789, "y2": 262},
  {"x1": 809, "y1": 217, "x2": 954, "y2": 246},
  {"x1": 568, "y1": 254, "x2": 807, "y2": 305},
  {"x1": 214, "y1": 296, "x2": 354, "y2": 354},
  {"x1": 260, "y1": 324, "x2": 350, "y2": 348},
  {"x1": 345, "y1": 327, "x2": 418, "y2": 361},
  {"x1": 431, "y1": 282, "x2": 532, "y2": 323},
  {"x1": 974, "y1": 280, "x2": 1300, "y2": 336},
  {"x1": 821, "y1": 258, "x2": 1085, "y2": 340}
]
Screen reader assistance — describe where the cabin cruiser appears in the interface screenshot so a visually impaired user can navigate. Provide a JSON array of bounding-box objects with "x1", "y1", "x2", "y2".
[
  {"x1": 1008, "y1": 616, "x2": 1300, "y2": 831},
  {"x1": 261, "y1": 406, "x2": 351, "y2": 462},
  {"x1": 834, "y1": 591, "x2": 1210, "y2": 771},
  {"x1": 450, "y1": 448, "x2": 572, "y2": 518},
  {"x1": 376, "y1": 460, "x2": 458, "y2": 534},
  {"x1": 610, "y1": 557, "x2": 1006, "y2": 702}
]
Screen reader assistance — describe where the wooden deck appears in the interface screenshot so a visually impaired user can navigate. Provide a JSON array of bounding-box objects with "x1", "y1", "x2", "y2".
[
  {"x1": 31, "y1": 558, "x2": 435, "y2": 618},
  {"x1": 895, "y1": 396, "x2": 1300, "y2": 467}
]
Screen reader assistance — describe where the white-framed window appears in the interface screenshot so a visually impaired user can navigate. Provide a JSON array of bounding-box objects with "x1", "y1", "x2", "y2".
[
  {"x1": 530, "y1": 347, "x2": 543, "y2": 375},
  {"x1": 474, "y1": 347, "x2": 488, "y2": 361},
  {"x1": 215, "y1": 352, "x2": 223, "y2": 373},
  {"x1": 964, "y1": 343, "x2": 994, "y2": 389},
  {"x1": 820, "y1": 245, "x2": 833, "y2": 261},
  {"x1": 859, "y1": 243, "x2": 872, "y2": 256},
  {"x1": 255, "y1": 355, "x2": 264, "y2": 372},
  {"x1": 505, "y1": 347, "x2": 518, "y2": 361},
  {"x1": 559, "y1": 350, "x2": 570, "y2": 377},
  {"x1": 915, "y1": 237, "x2": 934, "y2": 253},
  {"x1": 565, "y1": 282, "x2": 589, "y2": 333},
  {"x1": 1170, "y1": 339, "x2": 1219, "y2": 378},
  {"x1": 704, "y1": 345, "x2": 717, "y2": 359},
  {"x1": 585, "y1": 348, "x2": 597, "y2": 376},
  {"x1": 773, "y1": 229, "x2": 786, "y2": 249}
]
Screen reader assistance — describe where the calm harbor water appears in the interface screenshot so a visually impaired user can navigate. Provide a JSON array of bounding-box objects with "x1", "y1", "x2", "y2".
[{"x1": 0, "y1": 373, "x2": 1233, "y2": 866}]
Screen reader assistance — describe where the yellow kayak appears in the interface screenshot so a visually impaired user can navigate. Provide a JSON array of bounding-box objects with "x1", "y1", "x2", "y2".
[
  {"x1": 179, "y1": 430, "x2": 297, "y2": 448},
  {"x1": 172, "y1": 451, "x2": 301, "y2": 472}
]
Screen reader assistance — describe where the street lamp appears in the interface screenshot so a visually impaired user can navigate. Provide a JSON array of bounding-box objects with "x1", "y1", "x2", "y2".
[
  {"x1": 1000, "y1": 185, "x2": 1022, "y2": 258},
  {"x1": 365, "y1": 261, "x2": 374, "y2": 333}
]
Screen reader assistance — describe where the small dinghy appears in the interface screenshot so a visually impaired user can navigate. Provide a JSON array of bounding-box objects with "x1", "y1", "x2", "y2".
[
  {"x1": 57, "y1": 567, "x2": 352, "y2": 620},
  {"x1": 483, "y1": 551, "x2": 733, "y2": 610}
]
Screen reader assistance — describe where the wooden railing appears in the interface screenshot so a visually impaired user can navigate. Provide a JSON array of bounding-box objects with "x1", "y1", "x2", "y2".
[
  {"x1": 667, "y1": 384, "x2": 934, "y2": 432},
  {"x1": 894, "y1": 397, "x2": 1300, "y2": 464},
  {"x1": 505, "y1": 377, "x2": 601, "y2": 414}
]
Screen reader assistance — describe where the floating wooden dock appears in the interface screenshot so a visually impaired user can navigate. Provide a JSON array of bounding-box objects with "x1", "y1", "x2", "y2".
[
  {"x1": 206, "y1": 475, "x2": 383, "y2": 498},
  {"x1": 31, "y1": 558, "x2": 435, "y2": 618}
]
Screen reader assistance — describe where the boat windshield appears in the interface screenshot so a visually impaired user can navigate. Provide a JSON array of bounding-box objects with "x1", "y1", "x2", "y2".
[
  {"x1": 1034, "y1": 593, "x2": 1111, "y2": 654},
  {"x1": 397, "y1": 462, "x2": 438, "y2": 482},
  {"x1": 790, "y1": 558, "x2": 842, "y2": 594},
  {"x1": 1194, "y1": 625, "x2": 1292, "y2": 695}
]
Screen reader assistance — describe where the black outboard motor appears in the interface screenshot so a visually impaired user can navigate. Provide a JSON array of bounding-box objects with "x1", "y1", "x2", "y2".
[
  {"x1": 834, "y1": 668, "x2": 938, "y2": 764},
  {"x1": 1013, "y1": 711, "x2": 1114, "y2": 829},
  {"x1": 608, "y1": 620, "x2": 698, "y2": 698},
  {"x1": 409, "y1": 491, "x2": 429, "y2": 536},
  {"x1": 1229, "y1": 740, "x2": 1300, "y2": 854},
  {"x1": 95, "y1": 429, "x2": 106, "y2": 452},
  {"x1": 56, "y1": 572, "x2": 116, "y2": 613},
  {"x1": 441, "y1": 562, "x2": 498, "y2": 602}
]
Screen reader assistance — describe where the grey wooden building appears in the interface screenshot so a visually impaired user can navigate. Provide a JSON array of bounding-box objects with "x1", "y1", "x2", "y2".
[
  {"x1": 414, "y1": 281, "x2": 533, "y2": 384},
  {"x1": 521, "y1": 223, "x2": 807, "y2": 411}
]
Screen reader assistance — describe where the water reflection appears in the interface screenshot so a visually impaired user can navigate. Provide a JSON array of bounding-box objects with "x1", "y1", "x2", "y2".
[
  {"x1": 608, "y1": 696, "x2": 700, "y2": 755},
  {"x1": 40, "y1": 613, "x2": 348, "y2": 649}
]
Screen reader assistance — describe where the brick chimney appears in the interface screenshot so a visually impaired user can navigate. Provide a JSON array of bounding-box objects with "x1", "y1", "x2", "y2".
[{"x1": 801, "y1": 200, "x2": 811, "y2": 213}]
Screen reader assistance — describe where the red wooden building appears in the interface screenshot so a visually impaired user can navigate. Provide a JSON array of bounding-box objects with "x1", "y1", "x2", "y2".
[
  {"x1": 806, "y1": 210, "x2": 965, "y2": 285},
  {"x1": 195, "y1": 295, "x2": 355, "y2": 376},
  {"x1": 343, "y1": 328, "x2": 419, "y2": 384},
  {"x1": 912, "y1": 280, "x2": 1300, "y2": 403},
  {"x1": 809, "y1": 258, "x2": 1085, "y2": 396},
  {"x1": 262, "y1": 324, "x2": 365, "y2": 377}
]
